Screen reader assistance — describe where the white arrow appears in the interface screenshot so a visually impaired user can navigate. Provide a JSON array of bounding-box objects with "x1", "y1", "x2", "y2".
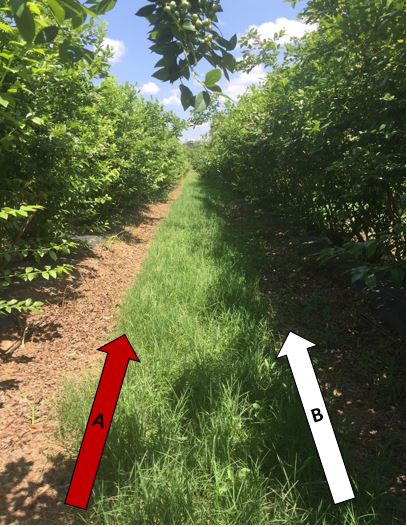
[{"x1": 278, "y1": 332, "x2": 355, "y2": 504}]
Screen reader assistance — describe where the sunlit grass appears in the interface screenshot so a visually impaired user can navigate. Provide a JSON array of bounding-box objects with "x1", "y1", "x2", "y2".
[{"x1": 59, "y1": 173, "x2": 399, "y2": 524}]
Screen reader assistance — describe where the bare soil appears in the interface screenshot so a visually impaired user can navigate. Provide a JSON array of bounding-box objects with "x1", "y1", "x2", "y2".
[{"x1": 0, "y1": 184, "x2": 183, "y2": 524}]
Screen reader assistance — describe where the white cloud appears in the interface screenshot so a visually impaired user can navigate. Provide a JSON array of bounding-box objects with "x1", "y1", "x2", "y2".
[
  {"x1": 162, "y1": 89, "x2": 181, "y2": 107},
  {"x1": 101, "y1": 38, "x2": 126, "y2": 63},
  {"x1": 141, "y1": 82, "x2": 160, "y2": 96},
  {"x1": 220, "y1": 18, "x2": 316, "y2": 101},
  {"x1": 224, "y1": 65, "x2": 267, "y2": 100},
  {"x1": 248, "y1": 17, "x2": 317, "y2": 44},
  {"x1": 182, "y1": 122, "x2": 210, "y2": 142}
]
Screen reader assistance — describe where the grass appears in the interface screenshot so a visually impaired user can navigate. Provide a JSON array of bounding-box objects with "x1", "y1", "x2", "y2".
[{"x1": 59, "y1": 173, "x2": 404, "y2": 524}]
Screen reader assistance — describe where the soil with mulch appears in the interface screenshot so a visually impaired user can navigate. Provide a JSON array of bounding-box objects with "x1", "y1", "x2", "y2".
[
  {"x1": 257, "y1": 215, "x2": 406, "y2": 522},
  {"x1": 0, "y1": 183, "x2": 183, "y2": 525}
]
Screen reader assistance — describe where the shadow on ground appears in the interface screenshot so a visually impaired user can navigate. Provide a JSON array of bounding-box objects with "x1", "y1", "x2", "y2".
[
  {"x1": 0, "y1": 455, "x2": 75, "y2": 525},
  {"x1": 191, "y1": 177, "x2": 406, "y2": 524},
  {"x1": 0, "y1": 208, "x2": 156, "y2": 358}
]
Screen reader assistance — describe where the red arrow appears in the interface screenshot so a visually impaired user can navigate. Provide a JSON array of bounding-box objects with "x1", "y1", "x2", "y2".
[{"x1": 65, "y1": 334, "x2": 140, "y2": 510}]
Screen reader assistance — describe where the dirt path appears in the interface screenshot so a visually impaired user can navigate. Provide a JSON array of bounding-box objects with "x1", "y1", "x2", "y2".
[{"x1": 0, "y1": 184, "x2": 183, "y2": 524}]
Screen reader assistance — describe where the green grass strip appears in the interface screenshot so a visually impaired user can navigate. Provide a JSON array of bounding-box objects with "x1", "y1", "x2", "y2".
[{"x1": 60, "y1": 174, "x2": 391, "y2": 524}]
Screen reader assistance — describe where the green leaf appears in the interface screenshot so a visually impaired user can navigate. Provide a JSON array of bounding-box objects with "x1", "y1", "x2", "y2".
[
  {"x1": 152, "y1": 67, "x2": 171, "y2": 82},
  {"x1": 351, "y1": 266, "x2": 369, "y2": 284},
  {"x1": 71, "y1": 12, "x2": 87, "y2": 28},
  {"x1": 10, "y1": 0, "x2": 27, "y2": 18},
  {"x1": 14, "y1": 5, "x2": 36, "y2": 43},
  {"x1": 182, "y1": 21, "x2": 196, "y2": 32},
  {"x1": 180, "y1": 84, "x2": 194, "y2": 110},
  {"x1": 31, "y1": 116, "x2": 45, "y2": 125},
  {"x1": 216, "y1": 33, "x2": 237, "y2": 51},
  {"x1": 221, "y1": 51, "x2": 236, "y2": 71},
  {"x1": 47, "y1": 0, "x2": 66, "y2": 23},
  {"x1": 135, "y1": 4, "x2": 156, "y2": 17},
  {"x1": 59, "y1": 40, "x2": 86, "y2": 63},
  {"x1": 209, "y1": 84, "x2": 222, "y2": 93},
  {"x1": 226, "y1": 34, "x2": 237, "y2": 50},
  {"x1": 205, "y1": 69, "x2": 222, "y2": 87},
  {"x1": 0, "y1": 21, "x2": 14, "y2": 34},
  {"x1": 59, "y1": 0, "x2": 84, "y2": 17},
  {"x1": 92, "y1": 0, "x2": 117, "y2": 15},
  {"x1": 0, "y1": 95, "x2": 10, "y2": 108},
  {"x1": 194, "y1": 91, "x2": 211, "y2": 112},
  {"x1": 34, "y1": 26, "x2": 59, "y2": 44}
]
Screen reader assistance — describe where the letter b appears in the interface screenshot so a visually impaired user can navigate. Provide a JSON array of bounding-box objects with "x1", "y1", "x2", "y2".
[{"x1": 311, "y1": 408, "x2": 323, "y2": 423}]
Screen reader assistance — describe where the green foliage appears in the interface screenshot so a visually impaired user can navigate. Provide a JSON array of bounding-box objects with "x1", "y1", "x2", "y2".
[
  {"x1": 1, "y1": 72, "x2": 187, "y2": 236},
  {"x1": 0, "y1": 204, "x2": 74, "y2": 315},
  {"x1": 0, "y1": 298, "x2": 44, "y2": 314},
  {"x1": 0, "y1": 3, "x2": 188, "y2": 315},
  {"x1": 136, "y1": 0, "x2": 237, "y2": 111},
  {"x1": 5, "y1": 0, "x2": 237, "y2": 113},
  {"x1": 7, "y1": 0, "x2": 116, "y2": 48},
  {"x1": 183, "y1": 140, "x2": 205, "y2": 170},
  {"x1": 203, "y1": 0, "x2": 405, "y2": 288}
]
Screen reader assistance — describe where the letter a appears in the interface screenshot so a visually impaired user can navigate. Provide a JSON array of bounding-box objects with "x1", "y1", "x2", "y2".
[{"x1": 92, "y1": 413, "x2": 104, "y2": 428}]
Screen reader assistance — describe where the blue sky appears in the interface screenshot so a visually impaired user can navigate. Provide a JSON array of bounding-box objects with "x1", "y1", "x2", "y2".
[{"x1": 101, "y1": 1, "x2": 311, "y2": 140}]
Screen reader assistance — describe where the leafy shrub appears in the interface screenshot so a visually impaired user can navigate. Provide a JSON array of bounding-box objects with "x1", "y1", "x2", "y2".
[
  {"x1": 0, "y1": 205, "x2": 74, "y2": 315},
  {"x1": 202, "y1": 0, "x2": 405, "y2": 287},
  {"x1": 0, "y1": 4, "x2": 188, "y2": 314}
]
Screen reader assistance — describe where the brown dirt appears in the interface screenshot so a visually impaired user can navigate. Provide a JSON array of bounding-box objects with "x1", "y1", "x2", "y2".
[
  {"x1": 259, "y1": 217, "x2": 405, "y2": 519},
  {"x1": 0, "y1": 184, "x2": 183, "y2": 525}
]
